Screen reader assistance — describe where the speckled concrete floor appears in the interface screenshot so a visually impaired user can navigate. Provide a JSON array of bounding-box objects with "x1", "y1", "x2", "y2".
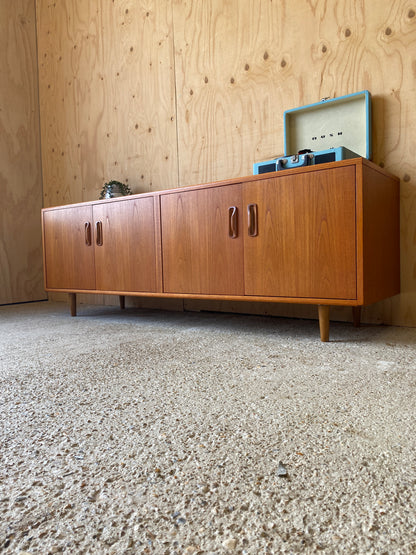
[{"x1": 1, "y1": 301, "x2": 416, "y2": 554}]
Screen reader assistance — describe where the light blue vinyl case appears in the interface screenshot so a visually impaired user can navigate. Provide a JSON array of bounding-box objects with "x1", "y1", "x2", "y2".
[
  {"x1": 253, "y1": 90, "x2": 372, "y2": 175},
  {"x1": 283, "y1": 90, "x2": 372, "y2": 159}
]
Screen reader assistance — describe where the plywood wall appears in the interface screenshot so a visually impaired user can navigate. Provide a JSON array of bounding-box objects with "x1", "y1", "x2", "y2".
[
  {"x1": 0, "y1": 0, "x2": 45, "y2": 305},
  {"x1": 36, "y1": 0, "x2": 178, "y2": 208},
  {"x1": 173, "y1": 0, "x2": 416, "y2": 184},
  {"x1": 36, "y1": 0, "x2": 416, "y2": 326}
]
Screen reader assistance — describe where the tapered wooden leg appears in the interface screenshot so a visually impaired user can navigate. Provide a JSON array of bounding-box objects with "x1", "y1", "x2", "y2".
[
  {"x1": 119, "y1": 295, "x2": 125, "y2": 310},
  {"x1": 318, "y1": 305, "x2": 330, "y2": 342},
  {"x1": 69, "y1": 293, "x2": 77, "y2": 317},
  {"x1": 352, "y1": 306, "x2": 361, "y2": 327}
]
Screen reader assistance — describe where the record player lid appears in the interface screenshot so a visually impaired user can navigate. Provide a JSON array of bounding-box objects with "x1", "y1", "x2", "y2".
[{"x1": 283, "y1": 90, "x2": 371, "y2": 159}]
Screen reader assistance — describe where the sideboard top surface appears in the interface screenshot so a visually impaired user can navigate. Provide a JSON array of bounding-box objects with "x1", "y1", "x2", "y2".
[{"x1": 42, "y1": 158, "x2": 398, "y2": 212}]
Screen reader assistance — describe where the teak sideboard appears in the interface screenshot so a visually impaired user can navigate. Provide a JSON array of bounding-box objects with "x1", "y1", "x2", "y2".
[{"x1": 41, "y1": 158, "x2": 400, "y2": 341}]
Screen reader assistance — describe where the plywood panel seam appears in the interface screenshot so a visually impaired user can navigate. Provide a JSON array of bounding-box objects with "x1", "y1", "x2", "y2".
[
  {"x1": 34, "y1": 0, "x2": 45, "y2": 209},
  {"x1": 170, "y1": 1, "x2": 181, "y2": 190}
]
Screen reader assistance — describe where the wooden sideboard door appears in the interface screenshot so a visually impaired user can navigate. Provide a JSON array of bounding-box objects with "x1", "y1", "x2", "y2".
[
  {"x1": 43, "y1": 206, "x2": 96, "y2": 290},
  {"x1": 161, "y1": 184, "x2": 244, "y2": 294},
  {"x1": 93, "y1": 197, "x2": 158, "y2": 292},
  {"x1": 243, "y1": 166, "x2": 357, "y2": 300}
]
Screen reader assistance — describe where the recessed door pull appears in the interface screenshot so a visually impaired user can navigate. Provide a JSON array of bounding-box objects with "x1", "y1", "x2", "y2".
[
  {"x1": 228, "y1": 206, "x2": 238, "y2": 238},
  {"x1": 247, "y1": 203, "x2": 258, "y2": 237},
  {"x1": 84, "y1": 222, "x2": 92, "y2": 246},
  {"x1": 96, "y1": 221, "x2": 103, "y2": 246}
]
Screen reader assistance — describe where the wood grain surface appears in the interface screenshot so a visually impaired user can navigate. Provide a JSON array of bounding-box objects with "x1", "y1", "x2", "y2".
[
  {"x1": 0, "y1": 0, "x2": 45, "y2": 304},
  {"x1": 34, "y1": 0, "x2": 416, "y2": 325},
  {"x1": 36, "y1": 0, "x2": 178, "y2": 208},
  {"x1": 243, "y1": 168, "x2": 357, "y2": 300},
  {"x1": 173, "y1": 1, "x2": 416, "y2": 183},
  {"x1": 43, "y1": 206, "x2": 96, "y2": 290},
  {"x1": 93, "y1": 197, "x2": 159, "y2": 293},
  {"x1": 161, "y1": 184, "x2": 245, "y2": 294}
]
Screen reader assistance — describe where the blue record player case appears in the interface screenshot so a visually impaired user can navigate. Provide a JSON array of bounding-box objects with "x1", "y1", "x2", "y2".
[{"x1": 253, "y1": 90, "x2": 372, "y2": 174}]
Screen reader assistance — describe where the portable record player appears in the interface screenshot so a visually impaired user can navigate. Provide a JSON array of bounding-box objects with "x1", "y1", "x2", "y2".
[{"x1": 253, "y1": 90, "x2": 372, "y2": 174}]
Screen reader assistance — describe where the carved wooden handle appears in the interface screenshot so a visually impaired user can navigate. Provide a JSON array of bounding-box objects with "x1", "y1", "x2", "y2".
[
  {"x1": 96, "y1": 221, "x2": 103, "y2": 246},
  {"x1": 247, "y1": 203, "x2": 258, "y2": 237},
  {"x1": 228, "y1": 206, "x2": 238, "y2": 238},
  {"x1": 84, "y1": 222, "x2": 92, "y2": 246}
]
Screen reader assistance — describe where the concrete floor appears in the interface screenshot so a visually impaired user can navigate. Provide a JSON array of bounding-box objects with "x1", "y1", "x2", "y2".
[{"x1": 1, "y1": 301, "x2": 416, "y2": 554}]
